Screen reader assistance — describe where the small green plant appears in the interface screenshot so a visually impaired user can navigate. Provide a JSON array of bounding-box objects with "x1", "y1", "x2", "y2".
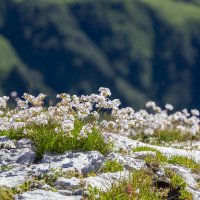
[
  {"x1": 133, "y1": 146, "x2": 168, "y2": 165},
  {"x1": 0, "y1": 187, "x2": 14, "y2": 200},
  {"x1": 86, "y1": 160, "x2": 123, "y2": 177},
  {"x1": 12, "y1": 176, "x2": 57, "y2": 195},
  {"x1": 133, "y1": 146, "x2": 167, "y2": 172},
  {"x1": 62, "y1": 170, "x2": 83, "y2": 179},
  {"x1": 133, "y1": 146, "x2": 200, "y2": 174},
  {"x1": 170, "y1": 173, "x2": 186, "y2": 189},
  {"x1": 133, "y1": 146, "x2": 160, "y2": 153},
  {"x1": 0, "y1": 165, "x2": 13, "y2": 171},
  {"x1": 166, "y1": 169, "x2": 192, "y2": 200},
  {"x1": 13, "y1": 180, "x2": 34, "y2": 194},
  {"x1": 0, "y1": 179, "x2": 42, "y2": 200},
  {"x1": 86, "y1": 171, "x2": 97, "y2": 177},
  {"x1": 42, "y1": 170, "x2": 61, "y2": 187},
  {"x1": 168, "y1": 155, "x2": 200, "y2": 173},
  {"x1": 179, "y1": 189, "x2": 192, "y2": 200},
  {"x1": 99, "y1": 160, "x2": 123, "y2": 173}
]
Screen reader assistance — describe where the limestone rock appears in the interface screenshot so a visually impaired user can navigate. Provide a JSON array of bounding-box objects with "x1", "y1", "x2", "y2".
[
  {"x1": 54, "y1": 177, "x2": 81, "y2": 190},
  {"x1": 41, "y1": 151, "x2": 104, "y2": 174},
  {"x1": 109, "y1": 133, "x2": 200, "y2": 162},
  {"x1": 0, "y1": 137, "x2": 36, "y2": 167},
  {"x1": 15, "y1": 189, "x2": 82, "y2": 200},
  {"x1": 83, "y1": 171, "x2": 130, "y2": 192},
  {"x1": 0, "y1": 175, "x2": 26, "y2": 188}
]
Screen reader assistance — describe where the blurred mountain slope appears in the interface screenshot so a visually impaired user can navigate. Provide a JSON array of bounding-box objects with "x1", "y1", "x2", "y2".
[
  {"x1": 0, "y1": 34, "x2": 54, "y2": 96},
  {"x1": 0, "y1": 0, "x2": 200, "y2": 109}
]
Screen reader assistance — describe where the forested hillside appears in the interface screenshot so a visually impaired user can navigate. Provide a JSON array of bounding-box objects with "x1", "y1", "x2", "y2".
[{"x1": 0, "y1": 0, "x2": 200, "y2": 109}]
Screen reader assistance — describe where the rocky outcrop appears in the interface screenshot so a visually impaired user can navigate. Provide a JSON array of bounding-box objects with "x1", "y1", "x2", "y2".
[{"x1": 1, "y1": 135, "x2": 200, "y2": 199}]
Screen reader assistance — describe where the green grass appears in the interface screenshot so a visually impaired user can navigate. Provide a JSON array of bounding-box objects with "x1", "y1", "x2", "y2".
[
  {"x1": 0, "y1": 119, "x2": 113, "y2": 161},
  {"x1": 0, "y1": 187, "x2": 14, "y2": 200},
  {"x1": 87, "y1": 156, "x2": 193, "y2": 199},
  {"x1": 133, "y1": 146, "x2": 160, "y2": 153},
  {"x1": 86, "y1": 160, "x2": 124, "y2": 177},
  {"x1": 13, "y1": 180, "x2": 35, "y2": 194},
  {"x1": 165, "y1": 169, "x2": 192, "y2": 200},
  {"x1": 87, "y1": 169, "x2": 164, "y2": 200},
  {"x1": 133, "y1": 146, "x2": 168, "y2": 165},
  {"x1": 133, "y1": 146, "x2": 200, "y2": 174},
  {"x1": 0, "y1": 167, "x2": 192, "y2": 200},
  {"x1": 134, "y1": 130, "x2": 200, "y2": 146},
  {"x1": 154, "y1": 130, "x2": 200, "y2": 144},
  {"x1": 168, "y1": 155, "x2": 200, "y2": 173},
  {"x1": 87, "y1": 168, "x2": 192, "y2": 200},
  {"x1": 154, "y1": 130, "x2": 184, "y2": 143},
  {"x1": 99, "y1": 160, "x2": 124, "y2": 173},
  {"x1": 0, "y1": 166, "x2": 13, "y2": 171}
]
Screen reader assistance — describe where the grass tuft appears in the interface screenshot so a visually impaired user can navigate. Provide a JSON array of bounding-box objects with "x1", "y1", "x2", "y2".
[
  {"x1": 1, "y1": 119, "x2": 113, "y2": 161},
  {"x1": 168, "y1": 155, "x2": 200, "y2": 174},
  {"x1": 100, "y1": 160, "x2": 124, "y2": 173},
  {"x1": 165, "y1": 169, "x2": 192, "y2": 200},
  {"x1": 0, "y1": 187, "x2": 14, "y2": 200},
  {"x1": 87, "y1": 168, "x2": 191, "y2": 200},
  {"x1": 135, "y1": 130, "x2": 200, "y2": 146},
  {"x1": 133, "y1": 146, "x2": 168, "y2": 164}
]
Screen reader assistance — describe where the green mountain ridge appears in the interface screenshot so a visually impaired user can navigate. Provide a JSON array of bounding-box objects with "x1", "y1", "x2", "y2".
[{"x1": 0, "y1": 0, "x2": 200, "y2": 109}]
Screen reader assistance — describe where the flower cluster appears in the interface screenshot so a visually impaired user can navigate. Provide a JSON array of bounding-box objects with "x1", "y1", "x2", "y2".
[
  {"x1": 0, "y1": 96, "x2": 9, "y2": 109},
  {"x1": 0, "y1": 87, "x2": 199, "y2": 142}
]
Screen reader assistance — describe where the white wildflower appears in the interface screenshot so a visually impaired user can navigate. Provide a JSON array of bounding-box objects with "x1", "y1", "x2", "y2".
[
  {"x1": 0, "y1": 96, "x2": 9, "y2": 109},
  {"x1": 146, "y1": 101, "x2": 156, "y2": 108},
  {"x1": 176, "y1": 125, "x2": 186, "y2": 132},
  {"x1": 10, "y1": 91, "x2": 18, "y2": 98},
  {"x1": 165, "y1": 104, "x2": 173, "y2": 111},
  {"x1": 190, "y1": 125, "x2": 199, "y2": 136},
  {"x1": 144, "y1": 128, "x2": 154, "y2": 136},
  {"x1": 182, "y1": 109, "x2": 190, "y2": 117},
  {"x1": 191, "y1": 109, "x2": 200, "y2": 116},
  {"x1": 98, "y1": 87, "x2": 111, "y2": 97},
  {"x1": 153, "y1": 106, "x2": 161, "y2": 113},
  {"x1": 79, "y1": 124, "x2": 93, "y2": 138}
]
